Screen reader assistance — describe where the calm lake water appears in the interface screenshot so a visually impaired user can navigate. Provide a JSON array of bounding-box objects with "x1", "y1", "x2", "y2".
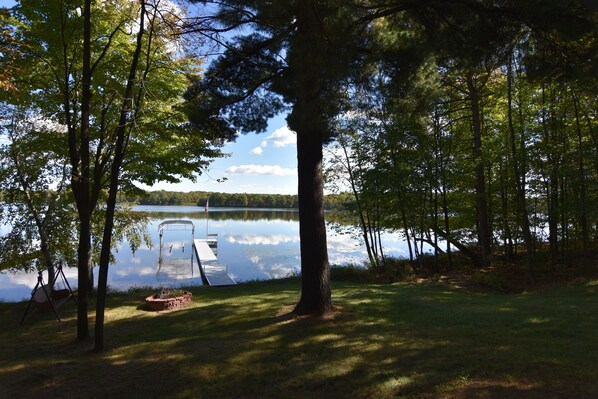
[{"x1": 0, "y1": 205, "x2": 413, "y2": 302}]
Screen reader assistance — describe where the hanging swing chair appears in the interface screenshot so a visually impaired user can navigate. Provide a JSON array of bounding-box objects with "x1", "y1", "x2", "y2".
[{"x1": 20, "y1": 263, "x2": 77, "y2": 324}]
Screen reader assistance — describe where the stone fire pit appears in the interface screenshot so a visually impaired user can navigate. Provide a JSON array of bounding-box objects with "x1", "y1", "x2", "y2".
[{"x1": 145, "y1": 289, "x2": 192, "y2": 311}]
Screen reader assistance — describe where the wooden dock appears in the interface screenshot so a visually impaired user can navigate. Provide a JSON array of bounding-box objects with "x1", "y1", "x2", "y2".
[{"x1": 193, "y1": 239, "x2": 236, "y2": 286}]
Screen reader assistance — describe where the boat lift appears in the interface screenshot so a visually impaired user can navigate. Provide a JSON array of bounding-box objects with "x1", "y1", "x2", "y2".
[
  {"x1": 157, "y1": 220, "x2": 196, "y2": 283},
  {"x1": 157, "y1": 219, "x2": 235, "y2": 287}
]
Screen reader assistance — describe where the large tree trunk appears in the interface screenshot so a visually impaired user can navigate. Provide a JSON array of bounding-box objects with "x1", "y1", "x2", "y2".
[
  {"x1": 507, "y1": 53, "x2": 535, "y2": 281},
  {"x1": 95, "y1": 0, "x2": 146, "y2": 352},
  {"x1": 399, "y1": 192, "x2": 414, "y2": 263},
  {"x1": 572, "y1": 93, "x2": 589, "y2": 253},
  {"x1": 293, "y1": 127, "x2": 333, "y2": 315},
  {"x1": 441, "y1": 181, "x2": 453, "y2": 270},
  {"x1": 94, "y1": 147, "x2": 124, "y2": 352},
  {"x1": 542, "y1": 86, "x2": 560, "y2": 268},
  {"x1": 467, "y1": 74, "x2": 491, "y2": 266},
  {"x1": 73, "y1": 0, "x2": 93, "y2": 340},
  {"x1": 287, "y1": 1, "x2": 333, "y2": 316}
]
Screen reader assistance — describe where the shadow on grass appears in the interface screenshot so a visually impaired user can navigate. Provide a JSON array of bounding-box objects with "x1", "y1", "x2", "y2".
[{"x1": 1, "y1": 280, "x2": 597, "y2": 398}]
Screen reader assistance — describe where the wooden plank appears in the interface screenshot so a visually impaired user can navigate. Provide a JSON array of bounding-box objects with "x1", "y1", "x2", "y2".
[{"x1": 193, "y1": 239, "x2": 236, "y2": 286}]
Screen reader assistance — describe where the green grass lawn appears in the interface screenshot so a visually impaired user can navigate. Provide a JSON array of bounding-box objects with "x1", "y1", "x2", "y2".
[{"x1": 1, "y1": 278, "x2": 597, "y2": 398}]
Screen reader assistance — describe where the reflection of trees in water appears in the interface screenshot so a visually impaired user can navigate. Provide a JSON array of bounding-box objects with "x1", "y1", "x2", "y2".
[
  {"x1": 143, "y1": 209, "x2": 300, "y2": 222},
  {"x1": 141, "y1": 208, "x2": 363, "y2": 227}
]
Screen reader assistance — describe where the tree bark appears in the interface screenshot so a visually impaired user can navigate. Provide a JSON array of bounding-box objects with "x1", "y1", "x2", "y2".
[
  {"x1": 441, "y1": 181, "x2": 452, "y2": 270},
  {"x1": 73, "y1": 0, "x2": 93, "y2": 340},
  {"x1": 572, "y1": 93, "x2": 589, "y2": 253},
  {"x1": 339, "y1": 136, "x2": 377, "y2": 268},
  {"x1": 398, "y1": 190, "x2": 414, "y2": 263},
  {"x1": 288, "y1": 1, "x2": 333, "y2": 316},
  {"x1": 467, "y1": 74, "x2": 491, "y2": 266},
  {"x1": 293, "y1": 127, "x2": 333, "y2": 315},
  {"x1": 507, "y1": 53, "x2": 534, "y2": 281},
  {"x1": 433, "y1": 227, "x2": 482, "y2": 266},
  {"x1": 541, "y1": 85, "x2": 560, "y2": 267},
  {"x1": 95, "y1": 0, "x2": 146, "y2": 352}
]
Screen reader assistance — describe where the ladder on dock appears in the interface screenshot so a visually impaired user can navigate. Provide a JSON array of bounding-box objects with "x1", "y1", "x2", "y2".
[{"x1": 193, "y1": 239, "x2": 236, "y2": 286}]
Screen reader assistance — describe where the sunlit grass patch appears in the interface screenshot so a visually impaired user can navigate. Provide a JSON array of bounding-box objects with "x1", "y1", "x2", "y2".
[{"x1": 379, "y1": 375, "x2": 414, "y2": 394}]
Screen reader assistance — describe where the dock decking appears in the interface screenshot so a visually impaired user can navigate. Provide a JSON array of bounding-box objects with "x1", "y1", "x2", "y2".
[{"x1": 193, "y1": 239, "x2": 236, "y2": 286}]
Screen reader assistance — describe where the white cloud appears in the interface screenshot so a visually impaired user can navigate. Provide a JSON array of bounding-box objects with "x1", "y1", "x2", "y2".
[
  {"x1": 263, "y1": 126, "x2": 296, "y2": 148},
  {"x1": 115, "y1": 266, "x2": 155, "y2": 277},
  {"x1": 250, "y1": 127, "x2": 295, "y2": 157},
  {"x1": 257, "y1": 262, "x2": 297, "y2": 279},
  {"x1": 226, "y1": 164, "x2": 295, "y2": 176},
  {"x1": 250, "y1": 255, "x2": 261, "y2": 264},
  {"x1": 327, "y1": 234, "x2": 362, "y2": 252},
  {"x1": 225, "y1": 234, "x2": 299, "y2": 246}
]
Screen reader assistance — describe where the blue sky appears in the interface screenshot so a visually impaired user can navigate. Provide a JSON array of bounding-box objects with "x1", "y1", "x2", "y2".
[
  {"x1": 1, "y1": 0, "x2": 299, "y2": 195},
  {"x1": 141, "y1": 114, "x2": 299, "y2": 195}
]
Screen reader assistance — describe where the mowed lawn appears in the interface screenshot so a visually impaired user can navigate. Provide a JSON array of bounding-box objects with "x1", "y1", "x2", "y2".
[{"x1": 1, "y1": 278, "x2": 597, "y2": 398}]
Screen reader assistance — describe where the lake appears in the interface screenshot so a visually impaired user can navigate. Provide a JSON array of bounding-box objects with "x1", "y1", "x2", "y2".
[{"x1": 0, "y1": 205, "x2": 413, "y2": 302}]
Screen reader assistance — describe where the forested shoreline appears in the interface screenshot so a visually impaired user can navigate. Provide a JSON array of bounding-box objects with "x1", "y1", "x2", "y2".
[
  {"x1": 115, "y1": 190, "x2": 351, "y2": 209},
  {"x1": 327, "y1": 63, "x2": 598, "y2": 277},
  {"x1": 0, "y1": 189, "x2": 350, "y2": 209},
  {"x1": 323, "y1": 31, "x2": 598, "y2": 278}
]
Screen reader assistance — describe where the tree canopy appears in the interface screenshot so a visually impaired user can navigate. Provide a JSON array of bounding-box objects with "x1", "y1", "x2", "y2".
[
  {"x1": 325, "y1": 0, "x2": 597, "y2": 278},
  {"x1": 185, "y1": 0, "x2": 597, "y2": 312},
  {"x1": 1, "y1": 0, "x2": 227, "y2": 346}
]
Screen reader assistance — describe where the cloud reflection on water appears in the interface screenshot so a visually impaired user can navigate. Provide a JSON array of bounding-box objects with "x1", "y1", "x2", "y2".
[{"x1": 225, "y1": 234, "x2": 299, "y2": 246}]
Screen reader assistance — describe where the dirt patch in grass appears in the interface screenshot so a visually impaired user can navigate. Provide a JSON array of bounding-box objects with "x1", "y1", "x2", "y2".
[{"x1": 436, "y1": 379, "x2": 551, "y2": 399}]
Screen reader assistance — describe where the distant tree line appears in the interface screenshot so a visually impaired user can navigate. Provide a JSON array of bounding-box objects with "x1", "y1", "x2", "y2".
[
  {"x1": 142, "y1": 208, "x2": 300, "y2": 222},
  {"x1": 117, "y1": 190, "x2": 351, "y2": 209},
  {"x1": 122, "y1": 190, "x2": 298, "y2": 207},
  {"x1": 2, "y1": 189, "x2": 349, "y2": 210}
]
